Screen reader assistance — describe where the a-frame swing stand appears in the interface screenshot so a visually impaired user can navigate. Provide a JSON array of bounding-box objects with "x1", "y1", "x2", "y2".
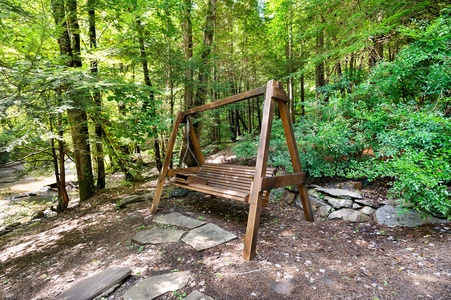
[{"x1": 150, "y1": 80, "x2": 314, "y2": 261}]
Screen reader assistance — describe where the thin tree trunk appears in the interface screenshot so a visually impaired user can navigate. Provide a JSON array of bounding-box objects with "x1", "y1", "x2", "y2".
[
  {"x1": 49, "y1": 115, "x2": 70, "y2": 213},
  {"x1": 229, "y1": 110, "x2": 236, "y2": 142},
  {"x1": 135, "y1": 11, "x2": 162, "y2": 172},
  {"x1": 256, "y1": 96, "x2": 262, "y2": 130},
  {"x1": 182, "y1": 0, "x2": 193, "y2": 110},
  {"x1": 287, "y1": 3, "x2": 295, "y2": 122},
  {"x1": 315, "y1": 25, "x2": 326, "y2": 101},
  {"x1": 247, "y1": 99, "x2": 251, "y2": 134},
  {"x1": 87, "y1": 0, "x2": 105, "y2": 189},
  {"x1": 300, "y1": 73, "x2": 305, "y2": 116},
  {"x1": 369, "y1": 35, "x2": 383, "y2": 68}
]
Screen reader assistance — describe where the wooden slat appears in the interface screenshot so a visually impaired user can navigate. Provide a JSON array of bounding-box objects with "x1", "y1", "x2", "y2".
[
  {"x1": 197, "y1": 164, "x2": 276, "y2": 193},
  {"x1": 205, "y1": 181, "x2": 251, "y2": 194},
  {"x1": 203, "y1": 163, "x2": 276, "y2": 173},
  {"x1": 182, "y1": 86, "x2": 266, "y2": 116},
  {"x1": 200, "y1": 164, "x2": 275, "y2": 177},
  {"x1": 199, "y1": 170, "x2": 253, "y2": 179},
  {"x1": 260, "y1": 173, "x2": 306, "y2": 191},
  {"x1": 173, "y1": 182, "x2": 248, "y2": 202},
  {"x1": 167, "y1": 167, "x2": 200, "y2": 177},
  {"x1": 174, "y1": 178, "x2": 188, "y2": 184},
  {"x1": 199, "y1": 176, "x2": 251, "y2": 191}
]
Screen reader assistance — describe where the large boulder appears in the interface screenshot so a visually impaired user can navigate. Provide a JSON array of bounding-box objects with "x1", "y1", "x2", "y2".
[{"x1": 374, "y1": 205, "x2": 448, "y2": 227}]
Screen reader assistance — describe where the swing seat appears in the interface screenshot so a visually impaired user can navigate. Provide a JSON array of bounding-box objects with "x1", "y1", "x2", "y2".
[{"x1": 168, "y1": 164, "x2": 277, "y2": 205}]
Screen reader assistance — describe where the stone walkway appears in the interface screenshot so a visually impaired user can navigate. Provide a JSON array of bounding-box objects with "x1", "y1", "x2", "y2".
[{"x1": 58, "y1": 212, "x2": 236, "y2": 300}]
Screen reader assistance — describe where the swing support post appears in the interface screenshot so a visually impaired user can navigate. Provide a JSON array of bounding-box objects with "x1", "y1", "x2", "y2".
[{"x1": 150, "y1": 112, "x2": 183, "y2": 214}]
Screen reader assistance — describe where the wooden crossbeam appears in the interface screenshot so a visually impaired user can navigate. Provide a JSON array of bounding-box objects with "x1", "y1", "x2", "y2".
[{"x1": 260, "y1": 173, "x2": 306, "y2": 191}]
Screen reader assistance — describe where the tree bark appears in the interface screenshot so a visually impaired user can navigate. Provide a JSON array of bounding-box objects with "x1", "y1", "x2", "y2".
[
  {"x1": 87, "y1": 0, "x2": 105, "y2": 189},
  {"x1": 182, "y1": 0, "x2": 193, "y2": 110},
  {"x1": 300, "y1": 73, "x2": 305, "y2": 116},
  {"x1": 194, "y1": 0, "x2": 216, "y2": 108},
  {"x1": 52, "y1": 0, "x2": 94, "y2": 202},
  {"x1": 182, "y1": 0, "x2": 216, "y2": 167},
  {"x1": 66, "y1": 0, "x2": 95, "y2": 201},
  {"x1": 287, "y1": 3, "x2": 295, "y2": 123},
  {"x1": 49, "y1": 115, "x2": 70, "y2": 213},
  {"x1": 135, "y1": 14, "x2": 163, "y2": 172},
  {"x1": 315, "y1": 27, "x2": 327, "y2": 101},
  {"x1": 369, "y1": 35, "x2": 384, "y2": 68}
]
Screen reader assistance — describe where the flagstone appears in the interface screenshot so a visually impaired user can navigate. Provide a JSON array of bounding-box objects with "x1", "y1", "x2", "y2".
[
  {"x1": 184, "y1": 290, "x2": 215, "y2": 300},
  {"x1": 154, "y1": 212, "x2": 206, "y2": 229},
  {"x1": 123, "y1": 271, "x2": 191, "y2": 300},
  {"x1": 181, "y1": 223, "x2": 236, "y2": 251},
  {"x1": 56, "y1": 266, "x2": 131, "y2": 300},
  {"x1": 131, "y1": 228, "x2": 185, "y2": 245}
]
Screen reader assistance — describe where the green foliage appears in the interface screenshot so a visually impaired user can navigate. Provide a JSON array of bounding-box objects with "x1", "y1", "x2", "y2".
[
  {"x1": 356, "y1": 105, "x2": 451, "y2": 218},
  {"x1": 348, "y1": 11, "x2": 451, "y2": 218},
  {"x1": 290, "y1": 98, "x2": 366, "y2": 177},
  {"x1": 234, "y1": 114, "x2": 365, "y2": 177},
  {"x1": 357, "y1": 9, "x2": 451, "y2": 107},
  {"x1": 387, "y1": 149, "x2": 451, "y2": 218},
  {"x1": 233, "y1": 133, "x2": 258, "y2": 162},
  {"x1": 105, "y1": 82, "x2": 165, "y2": 144}
]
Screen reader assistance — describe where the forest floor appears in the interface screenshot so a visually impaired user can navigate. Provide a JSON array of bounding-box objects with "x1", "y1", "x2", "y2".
[{"x1": 1, "y1": 173, "x2": 451, "y2": 300}]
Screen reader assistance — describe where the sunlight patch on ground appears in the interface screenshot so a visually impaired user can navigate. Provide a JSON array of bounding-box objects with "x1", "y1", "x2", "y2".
[
  {"x1": 205, "y1": 147, "x2": 236, "y2": 164},
  {"x1": 1, "y1": 221, "x2": 77, "y2": 262},
  {"x1": 0, "y1": 216, "x2": 100, "y2": 263}
]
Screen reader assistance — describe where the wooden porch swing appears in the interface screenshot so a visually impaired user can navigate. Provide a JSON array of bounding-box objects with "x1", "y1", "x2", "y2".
[{"x1": 150, "y1": 80, "x2": 314, "y2": 260}]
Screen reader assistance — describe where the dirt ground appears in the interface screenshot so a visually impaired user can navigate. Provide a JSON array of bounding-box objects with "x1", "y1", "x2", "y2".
[{"x1": 1, "y1": 177, "x2": 450, "y2": 300}]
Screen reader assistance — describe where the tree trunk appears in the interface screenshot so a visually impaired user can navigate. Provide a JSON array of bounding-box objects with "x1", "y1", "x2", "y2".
[
  {"x1": 49, "y1": 115, "x2": 70, "y2": 213},
  {"x1": 66, "y1": 0, "x2": 95, "y2": 201},
  {"x1": 52, "y1": 0, "x2": 94, "y2": 202},
  {"x1": 51, "y1": 0, "x2": 72, "y2": 65},
  {"x1": 247, "y1": 99, "x2": 252, "y2": 134},
  {"x1": 135, "y1": 10, "x2": 162, "y2": 172},
  {"x1": 182, "y1": 0, "x2": 193, "y2": 110},
  {"x1": 315, "y1": 27, "x2": 326, "y2": 101},
  {"x1": 194, "y1": 0, "x2": 216, "y2": 108},
  {"x1": 183, "y1": 0, "x2": 216, "y2": 167},
  {"x1": 369, "y1": 35, "x2": 384, "y2": 68},
  {"x1": 229, "y1": 110, "x2": 236, "y2": 142},
  {"x1": 87, "y1": 0, "x2": 105, "y2": 189},
  {"x1": 67, "y1": 108, "x2": 95, "y2": 201},
  {"x1": 300, "y1": 73, "x2": 305, "y2": 116},
  {"x1": 287, "y1": 4, "x2": 295, "y2": 123}
]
